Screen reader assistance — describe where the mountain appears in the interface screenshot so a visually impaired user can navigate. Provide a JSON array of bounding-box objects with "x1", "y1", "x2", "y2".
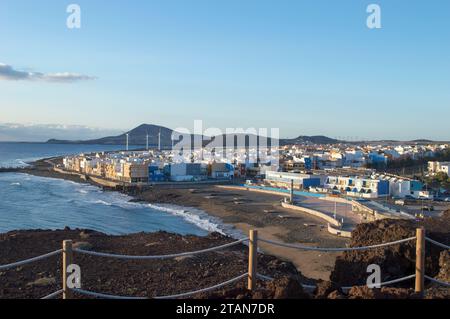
[
  {"x1": 279, "y1": 135, "x2": 340, "y2": 145},
  {"x1": 47, "y1": 124, "x2": 341, "y2": 147},
  {"x1": 47, "y1": 124, "x2": 175, "y2": 147}
]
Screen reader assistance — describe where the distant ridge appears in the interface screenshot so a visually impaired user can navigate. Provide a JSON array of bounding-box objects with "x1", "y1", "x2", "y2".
[
  {"x1": 47, "y1": 124, "x2": 447, "y2": 147},
  {"x1": 47, "y1": 124, "x2": 343, "y2": 147}
]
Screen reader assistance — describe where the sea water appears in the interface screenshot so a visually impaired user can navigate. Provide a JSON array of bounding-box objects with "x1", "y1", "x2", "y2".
[{"x1": 0, "y1": 142, "x2": 229, "y2": 236}]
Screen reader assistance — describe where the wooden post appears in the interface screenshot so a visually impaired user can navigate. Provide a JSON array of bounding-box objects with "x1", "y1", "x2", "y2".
[
  {"x1": 62, "y1": 240, "x2": 73, "y2": 299},
  {"x1": 247, "y1": 230, "x2": 258, "y2": 291},
  {"x1": 415, "y1": 227, "x2": 425, "y2": 297}
]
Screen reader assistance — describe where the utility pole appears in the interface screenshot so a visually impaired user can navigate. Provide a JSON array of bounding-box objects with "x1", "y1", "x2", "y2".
[
  {"x1": 290, "y1": 179, "x2": 294, "y2": 204},
  {"x1": 146, "y1": 133, "x2": 149, "y2": 151},
  {"x1": 158, "y1": 129, "x2": 161, "y2": 151},
  {"x1": 334, "y1": 199, "x2": 337, "y2": 220},
  {"x1": 126, "y1": 133, "x2": 129, "y2": 151}
]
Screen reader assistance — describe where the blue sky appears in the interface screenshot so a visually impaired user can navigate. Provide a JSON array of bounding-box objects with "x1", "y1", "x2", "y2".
[{"x1": 1, "y1": 0, "x2": 449, "y2": 141}]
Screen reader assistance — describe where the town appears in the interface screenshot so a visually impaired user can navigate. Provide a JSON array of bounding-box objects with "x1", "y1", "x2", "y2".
[{"x1": 61, "y1": 139, "x2": 450, "y2": 202}]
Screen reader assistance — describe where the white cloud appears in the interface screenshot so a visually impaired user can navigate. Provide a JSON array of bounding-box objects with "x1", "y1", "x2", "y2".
[{"x1": 0, "y1": 63, "x2": 96, "y2": 83}]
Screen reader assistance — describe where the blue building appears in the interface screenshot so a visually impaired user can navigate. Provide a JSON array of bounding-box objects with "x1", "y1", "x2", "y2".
[
  {"x1": 304, "y1": 157, "x2": 313, "y2": 170},
  {"x1": 368, "y1": 152, "x2": 388, "y2": 165},
  {"x1": 265, "y1": 171, "x2": 322, "y2": 189},
  {"x1": 148, "y1": 165, "x2": 166, "y2": 182}
]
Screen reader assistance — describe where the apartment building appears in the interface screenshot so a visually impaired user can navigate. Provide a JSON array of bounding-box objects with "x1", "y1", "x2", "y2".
[
  {"x1": 428, "y1": 161, "x2": 450, "y2": 177},
  {"x1": 372, "y1": 173, "x2": 424, "y2": 198},
  {"x1": 265, "y1": 171, "x2": 322, "y2": 190},
  {"x1": 324, "y1": 176, "x2": 389, "y2": 198},
  {"x1": 210, "y1": 163, "x2": 234, "y2": 179},
  {"x1": 120, "y1": 162, "x2": 149, "y2": 183},
  {"x1": 164, "y1": 163, "x2": 207, "y2": 182}
]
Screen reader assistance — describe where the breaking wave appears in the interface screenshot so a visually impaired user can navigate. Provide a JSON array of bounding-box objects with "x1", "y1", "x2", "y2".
[
  {"x1": 147, "y1": 203, "x2": 244, "y2": 239},
  {"x1": 0, "y1": 172, "x2": 243, "y2": 238}
]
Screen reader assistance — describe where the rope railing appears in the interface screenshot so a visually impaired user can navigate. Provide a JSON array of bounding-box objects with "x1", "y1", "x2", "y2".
[
  {"x1": 0, "y1": 249, "x2": 62, "y2": 271},
  {"x1": 257, "y1": 273, "x2": 416, "y2": 291},
  {"x1": 258, "y1": 237, "x2": 416, "y2": 252},
  {"x1": 362, "y1": 274, "x2": 416, "y2": 288},
  {"x1": 154, "y1": 273, "x2": 248, "y2": 299},
  {"x1": 73, "y1": 238, "x2": 249, "y2": 260},
  {"x1": 425, "y1": 237, "x2": 450, "y2": 250},
  {"x1": 3, "y1": 227, "x2": 447, "y2": 299},
  {"x1": 256, "y1": 273, "x2": 273, "y2": 281},
  {"x1": 41, "y1": 289, "x2": 63, "y2": 300},
  {"x1": 425, "y1": 276, "x2": 450, "y2": 288},
  {"x1": 70, "y1": 273, "x2": 248, "y2": 300},
  {"x1": 72, "y1": 288, "x2": 148, "y2": 299}
]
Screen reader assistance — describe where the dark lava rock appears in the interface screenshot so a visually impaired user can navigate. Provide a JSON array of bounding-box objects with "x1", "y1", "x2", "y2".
[
  {"x1": 327, "y1": 290, "x2": 345, "y2": 299},
  {"x1": 437, "y1": 250, "x2": 450, "y2": 283},
  {"x1": 267, "y1": 276, "x2": 309, "y2": 299},
  {"x1": 314, "y1": 280, "x2": 342, "y2": 299},
  {"x1": 347, "y1": 286, "x2": 420, "y2": 299},
  {"x1": 331, "y1": 211, "x2": 450, "y2": 288}
]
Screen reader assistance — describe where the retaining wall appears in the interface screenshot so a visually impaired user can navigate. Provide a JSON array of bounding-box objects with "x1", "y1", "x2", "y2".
[
  {"x1": 327, "y1": 224, "x2": 352, "y2": 238},
  {"x1": 281, "y1": 202, "x2": 341, "y2": 227}
]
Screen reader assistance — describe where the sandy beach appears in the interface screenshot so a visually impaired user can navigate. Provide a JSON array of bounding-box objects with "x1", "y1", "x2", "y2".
[{"x1": 136, "y1": 186, "x2": 349, "y2": 280}]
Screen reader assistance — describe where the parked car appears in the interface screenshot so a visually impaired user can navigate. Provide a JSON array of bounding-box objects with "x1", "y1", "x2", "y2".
[{"x1": 395, "y1": 199, "x2": 405, "y2": 206}]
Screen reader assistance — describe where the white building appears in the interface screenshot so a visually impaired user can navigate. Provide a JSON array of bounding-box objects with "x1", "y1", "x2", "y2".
[{"x1": 428, "y1": 161, "x2": 450, "y2": 177}]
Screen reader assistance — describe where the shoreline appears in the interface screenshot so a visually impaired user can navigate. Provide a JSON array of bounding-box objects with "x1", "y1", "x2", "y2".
[{"x1": 2, "y1": 157, "x2": 350, "y2": 280}]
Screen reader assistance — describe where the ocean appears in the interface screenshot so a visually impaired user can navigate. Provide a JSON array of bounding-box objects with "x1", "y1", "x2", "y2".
[{"x1": 0, "y1": 142, "x2": 229, "y2": 236}]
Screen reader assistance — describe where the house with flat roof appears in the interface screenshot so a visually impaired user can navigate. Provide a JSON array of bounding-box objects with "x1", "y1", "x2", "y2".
[
  {"x1": 264, "y1": 171, "x2": 322, "y2": 190},
  {"x1": 324, "y1": 176, "x2": 389, "y2": 199},
  {"x1": 428, "y1": 161, "x2": 450, "y2": 177}
]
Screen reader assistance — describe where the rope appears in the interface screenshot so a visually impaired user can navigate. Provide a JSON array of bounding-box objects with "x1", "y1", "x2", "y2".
[
  {"x1": 425, "y1": 237, "x2": 450, "y2": 250},
  {"x1": 256, "y1": 273, "x2": 415, "y2": 291},
  {"x1": 341, "y1": 274, "x2": 416, "y2": 290},
  {"x1": 154, "y1": 273, "x2": 248, "y2": 299},
  {"x1": 0, "y1": 249, "x2": 62, "y2": 271},
  {"x1": 72, "y1": 288, "x2": 148, "y2": 299},
  {"x1": 258, "y1": 237, "x2": 416, "y2": 252},
  {"x1": 71, "y1": 273, "x2": 248, "y2": 299},
  {"x1": 425, "y1": 276, "x2": 450, "y2": 288},
  {"x1": 257, "y1": 273, "x2": 273, "y2": 281},
  {"x1": 73, "y1": 238, "x2": 248, "y2": 260},
  {"x1": 41, "y1": 289, "x2": 63, "y2": 300}
]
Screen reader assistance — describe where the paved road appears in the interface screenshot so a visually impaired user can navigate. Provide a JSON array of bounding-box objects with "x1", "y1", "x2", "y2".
[{"x1": 296, "y1": 196, "x2": 361, "y2": 228}]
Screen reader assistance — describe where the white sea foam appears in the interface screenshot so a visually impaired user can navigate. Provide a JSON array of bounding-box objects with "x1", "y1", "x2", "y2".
[
  {"x1": 147, "y1": 203, "x2": 244, "y2": 239},
  {"x1": 3, "y1": 172, "x2": 242, "y2": 237},
  {"x1": 94, "y1": 199, "x2": 113, "y2": 206}
]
